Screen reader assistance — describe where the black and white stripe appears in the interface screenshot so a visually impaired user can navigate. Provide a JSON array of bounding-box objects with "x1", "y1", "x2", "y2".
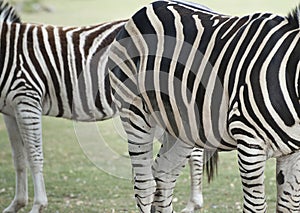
[
  {"x1": 0, "y1": 1, "x2": 209, "y2": 212},
  {"x1": 109, "y1": 0, "x2": 300, "y2": 212},
  {"x1": 0, "y1": 1, "x2": 126, "y2": 212}
]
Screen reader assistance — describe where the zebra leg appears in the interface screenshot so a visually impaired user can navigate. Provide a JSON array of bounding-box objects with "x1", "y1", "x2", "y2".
[
  {"x1": 3, "y1": 115, "x2": 28, "y2": 213},
  {"x1": 129, "y1": 124, "x2": 156, "y2": 212},
  {"x1": 236, "y1": 139, "x2": 267, "y2": 213},
  {"x1": 181, "y1": 147, "x2": 204, "y2": 213},
  {"x1": 229, "y1": 86, "x2": 268, "y2": 212},
  {"x1": 118, "y1": 107, "x2": 156, "y2": 212},
  {"x1": 152, "y1": 134, "x2": 193, "y2": 212},
  {"x1": 14, "y1": 102, "x2": 47, "y2": 213},
  {"x1": 276, "y1": 152, "x2": 300, "y2": 212}
]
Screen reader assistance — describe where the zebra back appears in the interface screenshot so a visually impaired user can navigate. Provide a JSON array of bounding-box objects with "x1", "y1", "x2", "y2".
[
  {"x1": 0, "y1": 19, "x2": 127, "y2": 121},
  {"x1": 0, "y1": 0, "x2": 20, "y2": 23}
]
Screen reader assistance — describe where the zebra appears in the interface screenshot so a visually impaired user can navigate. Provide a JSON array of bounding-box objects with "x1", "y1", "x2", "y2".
[
  {"x1": 0, "y1": 1, "x2": 208, "y2": 212},
  {"x1": 108, "y1": 0, "x2": 300, "y2": 212},
  {"x1": 0, "y1": 1, "x2": 125, "y2": 212}
]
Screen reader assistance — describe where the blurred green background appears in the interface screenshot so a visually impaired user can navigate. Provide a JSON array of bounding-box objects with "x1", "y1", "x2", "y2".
[
  {"x1": 16, "y1": 0, "x2": 300, "y2": 25},
  {"x1": 0, "y1": 0, "x2": 299, "y2": 212}
]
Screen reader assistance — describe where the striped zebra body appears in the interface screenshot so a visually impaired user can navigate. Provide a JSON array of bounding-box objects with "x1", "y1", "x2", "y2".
[
  {"x1": 1, "y1": 21, "x2": 126, "y2": 121},
  {"x1": 109, "y1": 0, "x2": 300, "y2": 212},
  {"x1": 0, "y1": 1, "x2": 207, "y2": 213}
]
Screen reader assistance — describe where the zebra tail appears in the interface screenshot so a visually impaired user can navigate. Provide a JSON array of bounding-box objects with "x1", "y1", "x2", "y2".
[{"x1": 203, "y1": 149, "x2": 219, "y2": 183}]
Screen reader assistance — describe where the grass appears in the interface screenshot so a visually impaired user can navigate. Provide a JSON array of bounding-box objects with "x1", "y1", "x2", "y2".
[
  {"x1": 0, "y1": 0, "x2": 298, "y2": 212},
  {"x1": 0, "y1": 116, "x2": 278, "y2": 212}
]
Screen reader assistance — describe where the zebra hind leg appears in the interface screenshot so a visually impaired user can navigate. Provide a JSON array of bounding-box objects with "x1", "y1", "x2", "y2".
[
  {"x1": 229, "y1": 86, "x2": 268, "y2": 212},
  {"x1": 236, "y1": 138, "x2": 267, "y2": 213},
  {"x1": 181, "y1": 147, "x2": 204, "y2": 213},
  {"x1": 153, "y1": 133, "x2": 193, "y2": 212},
  {"x1": 276, "y1": 152, "x2": 300, "y2": 212},
  {"x1": 14, "y1": 101, "x2": 47, "y2": 213},
  {"x1": 3, "y1": 115, "x2": 28, "y2": 213}
]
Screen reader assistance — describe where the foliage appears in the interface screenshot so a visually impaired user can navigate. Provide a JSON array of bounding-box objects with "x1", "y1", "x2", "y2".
[{"x1": 10, "y1": 0, "x2": 53, "y2": 13}]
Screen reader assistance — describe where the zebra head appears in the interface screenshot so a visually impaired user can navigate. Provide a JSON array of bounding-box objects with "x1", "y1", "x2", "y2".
[{"x1": 0, "y1": 0, "x2": 20, "y2": 23}]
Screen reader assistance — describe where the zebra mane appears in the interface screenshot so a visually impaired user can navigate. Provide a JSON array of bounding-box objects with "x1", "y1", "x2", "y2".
[
  {"x1": 287, "y1": 4, "x2": 300, "y2": 28},
  {"x1": 0, "y1": 0, "x2": 20, "y2": 23},
  {"x1": 171, "y1": 0, "x2": 217, "y2": 14}
]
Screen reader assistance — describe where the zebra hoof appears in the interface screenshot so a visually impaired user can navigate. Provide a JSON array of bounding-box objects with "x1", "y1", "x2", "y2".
[
  {"x1": 181, "y1": 200, "x2": 203, "y2": 213},
  {"x1": 3, "y1": 199, "x2": 27, "y2": 213}
]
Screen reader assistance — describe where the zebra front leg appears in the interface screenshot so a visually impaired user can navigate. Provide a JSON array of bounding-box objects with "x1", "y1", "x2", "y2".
[
  {"x1": 181, "y1": 147, "x2": 204, "y2": 213},
  {"x1": 236, "y1": 139, "x2": 267, "y2": 213},
  {"x1": 276, "y1": 152, "x2": 300, "y2": 212},
  {"x1": 3, "y1": 115, "x2": 28, "y2": 213},
  {"x1": 152, "y1": 134, "x2": 193, "y2": 213},
  {"x1": 14, "y1": 101, "x2": 47, "y2": 213},
  {"x1": 129, "y1": 129, "x2": 156, "y2": 212}
]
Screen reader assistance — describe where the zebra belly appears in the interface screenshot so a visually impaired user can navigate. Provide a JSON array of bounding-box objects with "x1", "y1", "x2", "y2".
[{"x1": 41, "y1": 89, "x2": 116, "y2": 122}]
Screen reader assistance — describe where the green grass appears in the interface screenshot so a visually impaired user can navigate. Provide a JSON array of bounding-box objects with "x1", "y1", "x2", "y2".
[
  {"x1": 0, "y1": 116, "x2": 278, "y2": 212},
  {"x1": 0, "y1": 0, "x2": 298, "y2": 212}
]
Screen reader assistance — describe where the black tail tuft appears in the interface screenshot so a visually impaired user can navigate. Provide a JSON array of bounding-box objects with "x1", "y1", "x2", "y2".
[{"x1": 204, "y1": 149, "x2": 219, "y2": 183}]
